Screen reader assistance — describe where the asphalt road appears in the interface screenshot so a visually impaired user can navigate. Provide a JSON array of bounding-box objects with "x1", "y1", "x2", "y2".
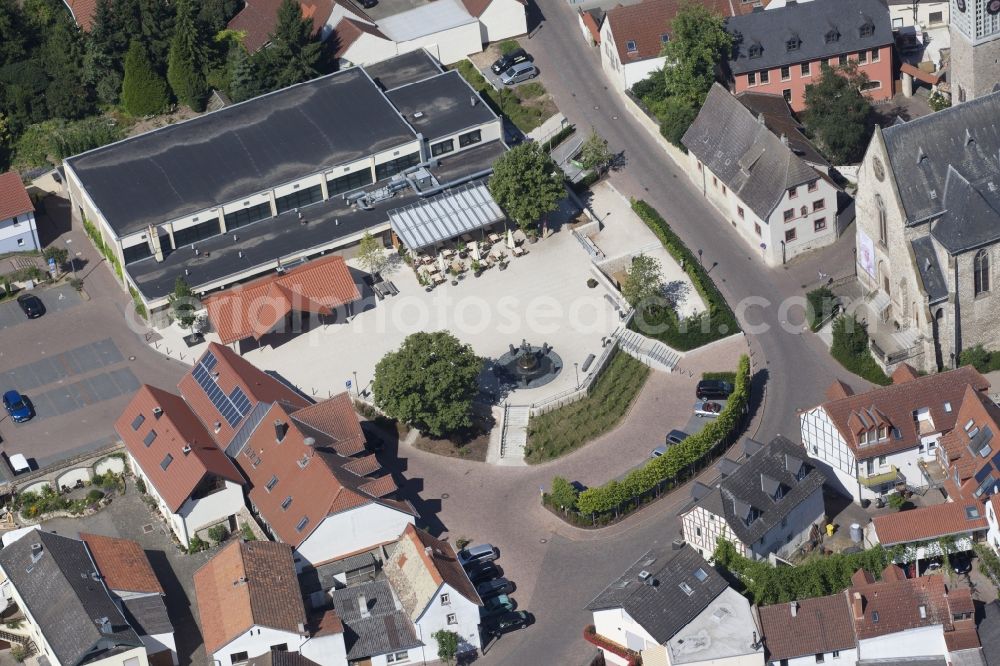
[{"x1": 461, "y1": 0, "x2": 878, "y2": 663}]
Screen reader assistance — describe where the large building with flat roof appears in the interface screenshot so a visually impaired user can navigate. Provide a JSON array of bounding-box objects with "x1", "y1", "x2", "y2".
[{"x1": 64, "y1": 50, "x2": 505, "y2": 322}]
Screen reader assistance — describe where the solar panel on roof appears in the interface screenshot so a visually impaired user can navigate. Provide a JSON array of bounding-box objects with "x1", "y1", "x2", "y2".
[
  {"x1": 192, "y1": 356, "x2": 253, "y2": 428},
  {"x1": 976, "y1": 465, "x2": 994, "y2": 484}
]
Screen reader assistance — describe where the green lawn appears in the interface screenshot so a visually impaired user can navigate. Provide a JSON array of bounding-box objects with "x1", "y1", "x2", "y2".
[
  {"x1": 453, "y1": 60, "x2": 554, "y2": 134},
  {"x1": 525, "y1": 350, "x2": 649, "y2": 463}
]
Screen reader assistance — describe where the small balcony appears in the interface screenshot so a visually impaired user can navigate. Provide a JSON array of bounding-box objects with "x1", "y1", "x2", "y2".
[{"x1": 860, "y1": 466, "x2": 900, "y2": 488}]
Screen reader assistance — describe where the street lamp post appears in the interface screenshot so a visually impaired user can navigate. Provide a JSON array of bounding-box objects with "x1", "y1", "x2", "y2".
[
  {"x1": 65, "y1": 238, "x2": 76, "y2": 279},
  {"x1": 574, "y1": 362, "x2": 579, "y2": 389},
  {"x1": 697, "y1": 249, "x2": 703, "y2": 267},
  {"x1": 353, "y1": 371, "x2": 359, "y2": 397}
]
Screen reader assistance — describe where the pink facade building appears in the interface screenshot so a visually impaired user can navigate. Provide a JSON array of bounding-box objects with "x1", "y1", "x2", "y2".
[{"x1": 725, "y1": 0, "x2": 894, "y2": 112}]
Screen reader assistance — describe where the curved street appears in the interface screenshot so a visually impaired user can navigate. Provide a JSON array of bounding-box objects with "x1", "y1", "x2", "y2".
[{"x1": 396, "y1": 0, "x2": 879, "y2": 663}]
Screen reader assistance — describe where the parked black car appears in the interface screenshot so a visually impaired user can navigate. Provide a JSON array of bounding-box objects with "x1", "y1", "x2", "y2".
[
  {"x1": 16, "y1": 293, "x2": 44, "y2": 319},
  {"x1": 666, "y1": 429, "x2": 689, "y2": 445},
  {"x1": 476, "y1": 577, "x2": 514, "y2": 599},
  {"x1": 483, "y1": 611, "x2": 532, "y2": 634},
  {"x1": 950, "y1": 552, "x2": 973, "y2": 574},
  {"x1": 696, "y1": 379, "x2": 733, "y2": 400},
  {"x1": 466, "y1": 561, "x2": 503, "y2": 585},
  {"x1": 357, "y1": 0, "x2": 377, "y2": 8},
  {"x1": 490, "y1": 48, "x2": 532, "y2": 74}
]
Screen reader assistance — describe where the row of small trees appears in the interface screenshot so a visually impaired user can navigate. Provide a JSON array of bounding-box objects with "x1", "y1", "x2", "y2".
[{"x1": 549, "y1": 354, "x2": 750, "y2": 521}]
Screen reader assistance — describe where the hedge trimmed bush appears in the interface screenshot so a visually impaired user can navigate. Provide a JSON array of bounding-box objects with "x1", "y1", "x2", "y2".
[
  {"x1": 549, "y1": 354, "x2": 750, "y2": 523},
  {"x1": 540, "y1": 124, "x2": 576, "y2": 152},
  {"x1": 714, "y1": 539, "x2": 902, "y2": 604},
  {"x1": 629, "y1": 200, "x2": 740, "y2": 350},
  {"x1": 830, "y1": 315, "x2": 890, "y2": 385},
  {"x1": 806, "y1": 286, "x2": 837, "y2": 332}
]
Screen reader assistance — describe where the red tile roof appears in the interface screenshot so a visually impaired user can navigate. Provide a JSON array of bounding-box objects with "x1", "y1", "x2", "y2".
[
  {"x1": 872, "y1": 502, "x2": 987, "y2": 546},
  {"x1": 236, "y1": 399, "x2": 413, "y2": 548},
  {"x1": 460, "y1": 0, "x2": 526, "y2": 17},
  {"x1": 309, "y1": 609, "x2": 344, "y2": 637},
  {"x1": 81, "y1": 533, "x2": 164, "y2": 595},
  {"x1": 759, "y1": 594, "x2": 856, "y2": 661},
  {"x1": 818, "y1": 366, "x2": 989, "y2": 458},
  {"x1": 194, "y1": 541, "x2": 306, "y2": 654},
  {"x1": 384, "y1": 524, "x2": 481, "y2": 620},
  {"x1": 604, "y1": 0, "x2": 748, "y2": 64},
  {"x1": 203, "y1": 255, "x2": 360, "y2": 345},
  {"x1": 848, "y1": 568, "x2": 975, "y2": 643},
  {"x1": 64, "y1": 0, "x2": 98, "y2": 30},
  {"x1": 938, "y1": 385, "x2": 1000, "y2": 503},
  {"x1": 177, "y1": 343, "x2": 309, "y2": 450},
  {"x1": 333, "y1": 17, "x2": 389, "y2": 58},
  {"x1": 0, "y1": 171, "x2": 33, "y2": 222},
  {"x1": 228, "y1": 0, "x2": 337, "y2": 52},
  {"x1": 115, "y1": 385, "x2": 244, "y2": 512},
  {"x1": 290, "y1": 393, "x2": 367, "y2": 456}
]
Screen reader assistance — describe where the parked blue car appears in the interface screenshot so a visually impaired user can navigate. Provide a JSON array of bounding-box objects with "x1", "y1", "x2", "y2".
[{"x1": 3, "y1": 390, "x2": 32, "y2": 423}]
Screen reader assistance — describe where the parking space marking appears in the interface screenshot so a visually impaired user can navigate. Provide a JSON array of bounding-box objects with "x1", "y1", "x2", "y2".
[
  {"x1": 0, "y1": 285, "x2": 83, "y2": 332},
  {"x1": 0, "y1": 339, "x2": 122, "y2": 392},
  {"x1": 27, "y1": 366, "x2": 139, "y2": 421},
  {"x1": 108, "y1": 367, "x2": 140, "y2": 394}
]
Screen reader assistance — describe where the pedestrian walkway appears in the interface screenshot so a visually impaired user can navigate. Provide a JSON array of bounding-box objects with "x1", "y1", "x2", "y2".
[
  {"x1": 615, "y1": 328, "x2": 681, "y2": 372},
  {"x1": 498, "y1": 404, "x2": 530, "y2": 466}
]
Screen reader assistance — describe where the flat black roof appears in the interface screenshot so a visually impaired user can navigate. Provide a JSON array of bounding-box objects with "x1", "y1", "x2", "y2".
[
  {"x1": 66, "y1": 68, "x2": 416, "y2": 237},
  {"x1": 366, "y1": 50, "x2": 443, "y2": 90},
  {"x1": 427, "y1": 139, "x2": 506, "y2": 184},
  {"x1": 387, "y1": 71, "x2": 497, "y2": 142}
]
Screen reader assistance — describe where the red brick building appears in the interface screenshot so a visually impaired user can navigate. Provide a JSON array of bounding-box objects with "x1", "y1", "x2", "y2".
[{"x1": 724, "y1": 0, "x2": 894, "y2": 112}]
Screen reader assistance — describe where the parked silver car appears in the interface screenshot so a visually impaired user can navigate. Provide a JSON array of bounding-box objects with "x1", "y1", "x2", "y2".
[
  {"x1": 500, "y1": 62, "x2": 538, "y2": 86},
  {"x1": 458, "y1": 543, "x2": 498, "y2": 567}
]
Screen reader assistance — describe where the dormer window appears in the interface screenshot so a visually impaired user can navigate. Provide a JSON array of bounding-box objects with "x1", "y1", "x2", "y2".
[
  {"x1": 860, "y1": 21, "x2": 875, "y2": 38},
  {"x1": 878, "y1": 426, "x2": 888, "y2": 441},
  {"x1": 626, "y1": 40, "x2": 638, "y2": 53},
  {"x1": 748, "y1": 42, "x2": 763, "y2": 58},
  {"x1": 786, "y1": 36, "x2": 801, "y2": 52},
  {"x1": 825, "y1": 29, "x2": 840, "y2": 43}
]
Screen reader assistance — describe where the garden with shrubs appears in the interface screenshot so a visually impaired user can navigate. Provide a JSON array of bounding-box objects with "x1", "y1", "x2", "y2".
[
  {"x1": 544, "y1": 354, "x2": 750, "y2": 526},
  {"x1": 628, "y1": 200, "x2": 741, "y2": 351}
]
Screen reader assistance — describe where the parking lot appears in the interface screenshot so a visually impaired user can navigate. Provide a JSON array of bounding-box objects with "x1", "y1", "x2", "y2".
[{"x1": 0, "y1": 197, "x2": 188, "y2": 472}]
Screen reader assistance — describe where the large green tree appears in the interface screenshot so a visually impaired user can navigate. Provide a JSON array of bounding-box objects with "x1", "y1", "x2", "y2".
[
  {"x1": 167, "y1": 0, "x2": 209, "y2": 110},
  {"x1": 803, "y1": 63, "x2": 873, "y2": 164},
  {"x1": 578, "y1": 128, "x2": 612, "y2": 173},
  {"x1": 661, "y1": 3, "x2": 731, "y2": 106},
  {"x1": 227, "y1": 45, "x2": 265, "y2": 102},
  {"x1": 488, "y1": 142, "x2": 564, "y2": 232},
  {"x1": 261, "y1": 0, "x2": 322, "y2": 89},
  {"x1": 622, "y1": 254, "x2": 664, "y2": 312},
  {"x1": 122, "y1": 41, "x2": 170, "y2": 117},
  {"x1": 373, "y1": 331, "x2": 482, "y2": 437}
]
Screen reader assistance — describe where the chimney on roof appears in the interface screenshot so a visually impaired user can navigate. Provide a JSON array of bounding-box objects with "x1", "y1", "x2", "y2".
[
  {"x1": 153, "y1": 406, "x2": 163, "y2": 418},
  {"x1": 274, "y1": 419, "x2": 288, "y2": 443},
  {"x1": 852, "y1": 592, "x2": 865, "y2": 621},
  {"x1": 780, "y1": 134, "x2": 788, "y2": 146},
  {"x1": 297, "y1": 622, "x2": 305, "y2": 634},
  {"x1": 425, "y1": 545, "x2": 434, "y2": 557},
  {"x1": 214, "y1": 421, "x2": 221, "y2": 433},
  {"x1": 182, "y1": 444, "x2": 192, "y2": 455},
  {"x1": 470, "y1": 95, "x2": 478, "y2": 107},
  {"x1": 966, "y1": 128, "x2": 974, "y2": 146},
  {"x1": 790, "y1": 601, "x2": 798, "y2": 617},
  {"x1": 233, "y1": 576, "x2": 247, "y2": 586},
  {"x1": 358, "y1": 596, "x2": 371, "y2": 619},
  {"x1": 94, "y1": 617, "x2": 111, "y2": 634},
  {"x1": 29, "y1": 542, "x2": 43, "y2": 564},
  {"x1": 303, "y1": 436, "x2": 317, "y2": 447}
]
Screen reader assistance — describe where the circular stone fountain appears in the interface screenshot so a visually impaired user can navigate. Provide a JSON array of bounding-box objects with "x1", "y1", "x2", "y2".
[{"x1": 495, "y1": 339, "x2": 563, "y2": 389}]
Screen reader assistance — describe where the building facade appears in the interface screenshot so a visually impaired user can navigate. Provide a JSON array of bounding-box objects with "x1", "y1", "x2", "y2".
[
  {"x1": 799, "y1": 365, "x2": 989, "y2": 503},
  {"x1": 949, "y1": 0, "x2": 1000, "y2": 102},
  {"x1": 0, "y1": 171, "x2": 39, "y2": 254},
  {"x1": 854, "y1": 92, "x2": 1000, "y2": 373},
  {"x1": 683, "y1": 84, "x2": 840, "y2": 267},
  {"x1": 681, "y1": 436, "x2": 826, "y2": 560},
  {"x1": 64, "y1": 52, "x2": 505, "y2": 321},
  {"x1": 725, "y1": 0, "x2": 894, "y2": 112}
]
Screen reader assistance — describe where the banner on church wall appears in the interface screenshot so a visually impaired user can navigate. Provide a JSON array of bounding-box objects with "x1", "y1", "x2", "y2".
[{"x1": 857, "y1": 229, "x2": 876, "y2": 278}]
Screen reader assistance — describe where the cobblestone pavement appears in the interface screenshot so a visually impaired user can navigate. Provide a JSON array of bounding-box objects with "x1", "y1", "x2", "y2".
[{"x1": 41, "y1": 487, "x2": 214, "y2": 666}]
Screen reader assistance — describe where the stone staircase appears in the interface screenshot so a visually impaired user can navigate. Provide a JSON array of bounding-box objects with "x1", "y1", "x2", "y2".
[
  {"x1": 615, "y1": 328, "x2": 681, "y2": 372},
  {"x1": 498, "y1": 404, "x2": 530, "y2": 466}
]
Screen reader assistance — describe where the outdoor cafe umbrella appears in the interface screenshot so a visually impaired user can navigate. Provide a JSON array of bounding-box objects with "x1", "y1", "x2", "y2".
[{"x1": 506, "y1": 228, "x2": 515, "y2": 250}]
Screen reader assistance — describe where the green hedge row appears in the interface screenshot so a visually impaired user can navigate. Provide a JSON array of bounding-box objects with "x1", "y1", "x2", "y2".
[
  {"x1": 629, "y1": 200, "x2": 741, "y2": 350},
  {"x1": 714, "y1": 539, "x2": 902, "y2": 605},
  {"x1": 540, "y1": 124, "x2": 576, "y2": 153},
  {"x1": 550, "y1": 354, "x2": 749, "y2": 521},
  {"x1": 830, "y1": 315, "x2": 891, "y2": 385}
]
